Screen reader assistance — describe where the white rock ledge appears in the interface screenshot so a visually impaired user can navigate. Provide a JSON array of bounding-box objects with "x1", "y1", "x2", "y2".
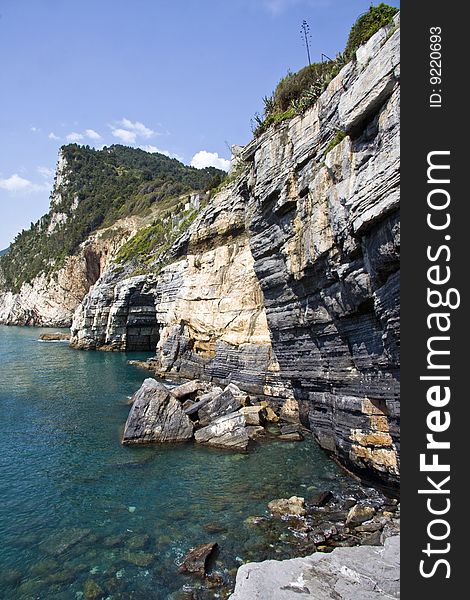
[{"x1": 229, "y1": 535, "x2": 400, "y2": 599}]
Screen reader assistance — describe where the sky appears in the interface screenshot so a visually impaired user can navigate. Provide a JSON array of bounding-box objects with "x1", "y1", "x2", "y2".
[{"x1": 0, "y1": 0, "x2": 399, "y2": 249}]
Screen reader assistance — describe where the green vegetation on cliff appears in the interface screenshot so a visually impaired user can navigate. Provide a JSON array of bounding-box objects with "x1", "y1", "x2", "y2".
[
  {"x1": 345, "y1": 3, "x2": 399, "y2": 59},
  {"x1": 0, "y1": 145, "x2": 225, "y2": 292},
  {"x1": 253, "y1": 3, "x2": 398, "y2": 135},
  {"x1": 114, "y1": 198, "x2": 204, "y2": 275}
]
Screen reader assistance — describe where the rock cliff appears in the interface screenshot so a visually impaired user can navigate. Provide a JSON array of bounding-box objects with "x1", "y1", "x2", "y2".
[
  {"x1": 71, "y1": 185, "x2": 294, "y2": 401},
  {"x1": 3, "y1": 14, "x2": 400, "y2": 487},
  {"x1": 244, "y1": 18, "x2": 400, "y2": 486},
  {"x1": 70, "y1": 16, "x2": 400, "y2": 486}
]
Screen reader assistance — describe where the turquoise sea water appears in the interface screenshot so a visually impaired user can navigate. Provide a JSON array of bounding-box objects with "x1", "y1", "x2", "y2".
[{"x1": 0, "y1": 325, "x2": 355, "y2": 599}]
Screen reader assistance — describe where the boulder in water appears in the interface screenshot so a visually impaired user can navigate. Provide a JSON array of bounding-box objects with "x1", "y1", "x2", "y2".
[
  {"x1": 179, "y1": 542, "x2": 218, "y2": 577},
  {"x1": 195, "y1": 411, "x2": 249, "y2": 451},
  {"x1": 122, "y1": 378, "x2": 193, "y2": 444},
  {"x1": 39, "y1": 331, "x2": 70, "y2": 341},
  {"x1": 198, "y1": 389, "x2": 242, "y2": 427},
  {"x1": 267, "y1": 496, "x2": 306, "y2": 517}
]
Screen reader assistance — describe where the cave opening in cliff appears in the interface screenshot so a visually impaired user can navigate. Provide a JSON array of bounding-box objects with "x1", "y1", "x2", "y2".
[{"x1": 125, "y1": 323, "x2": 159, "y2": 352}]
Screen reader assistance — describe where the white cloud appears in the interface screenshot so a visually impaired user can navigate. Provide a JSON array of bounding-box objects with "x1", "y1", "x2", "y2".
[
  {"x1": 110, "y1": 118, "x2": 156, "y2": 145},
  {"x1": 0, "y1": 174, "x2": 48, "y2": 193},
  {"x1": 139, "y1": 145, "x2": 182, "y2": 161},
  {"x1": 190, "y1": 150, "x2": 230, "y2": 171},
  {"x1": 118, "y1": 118, "x2": 154, "y2": 138},
  {"x1": 48, "y1": 132, "x2": 60, "y2": 140},
  {"x1": 30, "y1": 126, "x2": 40, "y2": 132},
  {"x1": 37, "y1": 166, "x2": 54, "y2": 179},
  {"x1": 85, "y1": 129, "x2": 101, "y2": 140},
  {"x1": 66, "y1": 132, "x2": 84, "y2": 142},
  {"x1": 111, "y1": 128, "x2": 137, "y2": 144}
]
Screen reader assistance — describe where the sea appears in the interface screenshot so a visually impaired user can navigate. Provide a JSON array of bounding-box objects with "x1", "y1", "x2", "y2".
[{"x1": 0, "y1": 325, "x2": 355, "y2": 599}]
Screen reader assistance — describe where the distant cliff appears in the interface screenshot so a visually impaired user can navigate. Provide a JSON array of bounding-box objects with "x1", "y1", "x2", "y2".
[{"x1": 0, "y1": 145, "x2": 224, "y2": 325}]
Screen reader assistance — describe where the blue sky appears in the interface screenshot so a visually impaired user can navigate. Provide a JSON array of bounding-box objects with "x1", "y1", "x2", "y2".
[{"x1": 0, "y1": 0, "x2": 399, "y2": 249}]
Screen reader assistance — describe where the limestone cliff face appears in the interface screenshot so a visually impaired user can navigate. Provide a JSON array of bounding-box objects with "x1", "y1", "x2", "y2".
[
  {"x1": 72, "y1": 16, "x2": 400, "y2": 485},
  {"x1": 243, "y1": 19, "x2": 400, "y2": 485},
  {"x1": 70, "y1": 186, "x2": 293, "y2": 400},
  {"x1": 0, "y1": 148, "x2": 141, "y2": 327}
]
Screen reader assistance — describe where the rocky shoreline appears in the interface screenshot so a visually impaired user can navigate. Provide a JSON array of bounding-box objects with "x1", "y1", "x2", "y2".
[
  {"x1": 169, "y1": 470, "x2": 400, "y2": 599},
  {"x1": 119, "y1": 375, "x2": 400, "y2": 599},
  {"x1": 121, "y1": 376, "x2": 306, "y2": 451},
  {"x1": 166, "y1": 463, "x2": 400, "y2": 598}
]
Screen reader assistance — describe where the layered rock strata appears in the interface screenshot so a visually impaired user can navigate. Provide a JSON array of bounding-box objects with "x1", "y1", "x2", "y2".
[
  {"x1": 122, "y1": 378, "x2": 193, "y2": 444},
  {"x1": 71, "y1": 187, "x2": 293, "y2": 401},
  {"x1": 70, "y1": 271, "x2": 159, "y2": 351},
  {"x1": 194, "y1": 412, "x2": 250, "y2": 451},
  {"x1": 75, "y1": 16, "x2": 401, "y2": 485},
  {"x1": 241, "y1": 16, "x2": 400, "y2": 486}
]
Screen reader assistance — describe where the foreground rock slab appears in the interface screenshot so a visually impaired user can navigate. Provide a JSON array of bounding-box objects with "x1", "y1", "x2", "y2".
[
  {"x1": 122, "y1": 378, "x2": 193, "y2": 444},
  {"x1": 198, "y1": 389, "x2": 242, "y2": 427},
  {"x1": 171, "y1": 379, "x2": 208, "y2": 401},
  {"x1": 229, "y1": 535, "x2": 400, "y2": 599}
]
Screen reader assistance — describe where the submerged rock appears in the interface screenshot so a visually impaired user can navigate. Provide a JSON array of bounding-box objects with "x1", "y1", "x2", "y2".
[
  {"x1": 126, "y1": 533, "x2": 150, "y2": 550},
  {"x1": 268, "y1": 496, "x2": 306, "y2": 517},
  {"x1": 194, "y1": 412, "x2": 249, "y2": 451},
  {"x1": 122, "y1": 378, "x2": 193, "y2": 444},
  {"x1": 0, "y1": 568, "x2": 22, "y2": 586},
  {"x1": 121, "y1": 550, "x2": 156, "y2": 567},
  {"x1": 203, "y1": 522, "x2": 227, "y2": 535},
  {"x1": 45, "y1": 568, "x2": 75, "y2": 584},
  {"x1": 39, "y1": 527, "x2": 91, "y2": 556},
  {"x1": 83, "y1": 579, "x2": 104, "y2": 600},
  {"x1": 102, "y1": 533, "x2": 125, "y2": 548},
  {"x1": 29, "y1": 558, "x2": 59, "y2": 576},
  {"x1": 179, "y1": 542, "x2": 218, "y2": 577}
]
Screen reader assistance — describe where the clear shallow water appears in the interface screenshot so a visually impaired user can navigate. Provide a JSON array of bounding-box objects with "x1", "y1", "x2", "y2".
[{"x1": 0, "y1": 325, "x2": 354, "y2": 599}]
